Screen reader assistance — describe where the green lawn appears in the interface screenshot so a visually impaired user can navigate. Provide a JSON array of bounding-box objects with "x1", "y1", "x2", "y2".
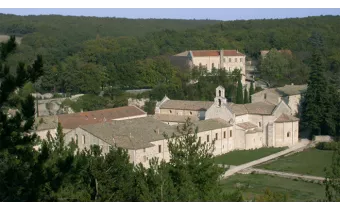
[
  {"x1": 214, "y1": 147, "x2": 287, "y2": 166},
  {"x1": 257, "y1": 148, "x2": 334, "y2": 177},
  {"x1": 221, "y1": 174, "x2": 325, "y2": 201}
]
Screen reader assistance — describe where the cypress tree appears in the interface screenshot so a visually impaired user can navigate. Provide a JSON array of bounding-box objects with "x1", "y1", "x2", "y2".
[
  {"x1": 236, "y1": 79, "x2": 243, "y2": 104},
  {"x1": 300, "y1": 50, "x2": 329, "y2": 136},
  {"x1": 244, "y1": 88, "x2": 249, "y2": 104},
  {"x1": 249, "y1": 81, "x2": 255, "y2": 103}
]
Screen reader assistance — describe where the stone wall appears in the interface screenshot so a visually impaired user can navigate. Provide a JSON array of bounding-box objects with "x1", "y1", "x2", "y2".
[
  {"x1": 313, "y1": 135, "x2": 333, "y2": 142},
  {"x1": 128, "y1": 98, "x2": 149, "y2": 109}
]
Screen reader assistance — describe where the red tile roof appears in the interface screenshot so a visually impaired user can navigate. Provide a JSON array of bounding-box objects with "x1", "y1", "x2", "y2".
[
  {"x1": 58, "y1": 106, "x2": 146, "y2": 129},
  {"x1": 191, "y1": 50, "x2": 245, "y2": 57}
]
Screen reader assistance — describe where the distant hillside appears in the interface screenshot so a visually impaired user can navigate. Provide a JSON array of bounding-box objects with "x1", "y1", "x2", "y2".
[
  {"x1": 3, "y1": 14, "x2": 340, "y2": 93},
  {"x1": 0, "y1": 13, "x2": 218, "y2": 66}
]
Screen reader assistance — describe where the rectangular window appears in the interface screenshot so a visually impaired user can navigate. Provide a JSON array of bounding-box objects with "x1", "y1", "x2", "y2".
[
  {"x1": 240, "y1": 58, "x2": 243, "y2": 62},
  {"x1": 215, "y1": 133, "x2": 218, "y2": 140},
  {"x1": 235, "y1": 58, "x2": 237, "y2": 62},
  {"x1": 158, "y1": 145, "x2": 162, "y2": 153},
  {"x1": 143, "y1": 148, "x2": 146, "y2": 153},
  {"x1": 199, "y1": 136, "x2": 201, "y2": 142},
  {"x1": 224, "y1": 131, "x2": 226, "y2": 138},
  {"x1": 229, "y1": 58, "x2": 231, "y2": 62},
  {"x1": 212, "y1": 63, "x2": 215, "y2": 69},
  {"x1": 230, "y1": 130, "x2": 233, "y2": 137},
  {"x1": 207, "y1": 135, "x2": 210, "y2": 142}
]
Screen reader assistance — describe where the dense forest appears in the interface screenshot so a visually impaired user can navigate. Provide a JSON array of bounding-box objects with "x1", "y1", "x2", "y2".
[{"x1": 2, "y1": 14, "x2": 340, "y2": 98}]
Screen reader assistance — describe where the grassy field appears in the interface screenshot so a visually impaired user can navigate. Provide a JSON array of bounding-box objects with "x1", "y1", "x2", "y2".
[
  {"x1": 214, "y1": 147, "x2": 287, "y2": 166},
  {"x1": 221, "y1": 174, "x2": 325, "y2": 201},
  {"x1": 256, "y1": 148, "x2": 334, "y2": 177}
]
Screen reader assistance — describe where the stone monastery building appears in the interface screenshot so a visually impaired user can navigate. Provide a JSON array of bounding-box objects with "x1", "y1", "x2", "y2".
[{"x1": 63, "y1": 86, "x2": 300, "y2": 168}]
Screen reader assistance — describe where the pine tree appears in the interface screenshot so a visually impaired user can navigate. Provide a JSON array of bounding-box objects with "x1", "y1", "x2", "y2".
[
  {"x1": 243, "y1": 88, "x2": 249, "y2": 104},
  {"x1": 0, "y1": 36, "x2": 45, "y2": 201},
  {"x1": 236, "y1": 79, "x2": 243, "y2": 104},
  {"x1": 249, "y1": 81, "x2": 255, "y2": 103}
]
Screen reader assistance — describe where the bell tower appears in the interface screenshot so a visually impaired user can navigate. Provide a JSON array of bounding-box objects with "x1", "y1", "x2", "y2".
[{"x1": 215, "y1": 86, "x2": 227, "y2": 107}]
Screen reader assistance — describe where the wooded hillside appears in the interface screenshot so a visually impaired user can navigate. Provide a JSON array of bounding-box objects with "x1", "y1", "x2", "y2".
[{"x1": 3, "y1": 14, "x2": 340, "y2": 94}]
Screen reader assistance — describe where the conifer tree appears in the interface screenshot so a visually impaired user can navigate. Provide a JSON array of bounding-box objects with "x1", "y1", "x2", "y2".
[
  {"x1": 300, "y1": 50, "x2": 329, "y2": 136},
  {"x1": 236, "y1": 79, "x2": 243, "y2": 104},
  {"x1": 0, "y1": 36, "x2": 45, "y2": 201},
  {"x1": 249, "y1": 81, "x2": 255, "y2": 103},
  {"x1": 243, "y1": 88, "x2": 249, "y2": 104}
]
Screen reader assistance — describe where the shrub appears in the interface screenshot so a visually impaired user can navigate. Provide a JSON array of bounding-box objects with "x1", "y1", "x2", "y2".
[{"x1": 315, "y1": 142, "x2": 339, "y2": 151}]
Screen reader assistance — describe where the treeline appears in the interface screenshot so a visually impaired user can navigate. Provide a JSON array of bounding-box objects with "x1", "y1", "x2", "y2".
[{"x1": 5, "y1": 15, "x2": 338, "y2": 94}]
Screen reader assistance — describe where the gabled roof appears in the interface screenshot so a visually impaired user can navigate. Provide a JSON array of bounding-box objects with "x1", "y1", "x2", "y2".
[
  {"x1": 275, "y1": 114, "x2": 299, "y2": 123},
  {"x1": 229, "y1": 102, "x2": 276, "y2": 116},
  {"x1": 273, "y1": 85, "x2": 307, "y2": 96},
  {"x1": 252, "y1": 84, "x2": 307, "y2": 97},
  {"x1": 58, "y1": 106, "x2": 146, "y2": 129},
  {"x1": 154, "y1": 114, "x2": 199, "y2": 123},
  {"x1": 236, "y1": 122, "x2": 258, "y2": 130},
  {"x1": 192, "y1": 118, "x2": 232, "y2": 132},
  {"x1": 160, "y1": 100, "x2": 214, "y2": 111},
  {"x1": 80, "y1": 116, "x2": 176, "y2": 150},
  {"x1": 190, "y1": 50, "x2": 245, "y2": 57}
]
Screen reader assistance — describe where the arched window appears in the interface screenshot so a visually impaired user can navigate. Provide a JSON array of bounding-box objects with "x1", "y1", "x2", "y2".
[
  {"x1": 287, "y1": 132, "x2": 291, "y2": 137},
  {"x1": 218, "y1": 99, "x2": 221, "y2": 107},
  {"x1": 82, "y1": 135, "x2": 85, "y2": 144},
  {"x1": 219, "y1": 90, "x2": 221, "y2": 97}
]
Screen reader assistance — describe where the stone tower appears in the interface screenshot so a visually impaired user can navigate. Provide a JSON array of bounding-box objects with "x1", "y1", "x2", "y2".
[{"x1": 215, "y1": 86, "x2": 227, "y2": 107}]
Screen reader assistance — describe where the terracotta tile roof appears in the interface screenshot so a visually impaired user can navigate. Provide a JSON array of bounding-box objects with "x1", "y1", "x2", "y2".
[
  {"x1": 275, "y1": 114, "x2": 299, "y2": 123},
  {"x1": 58, "y1": 106, "x2": 146, "y2": 129},
  {"x1": 229, "y1": 102, "x2": 276, "y2": 116},
  {"x1": 191, "y1": 50, "x2": 245, "y2": 57},
  {"x1": 154, "y1": 114, "x2": 199, "y2": 123},
  {"x1": 228, "y1": 103, "x2": 248, "y2": 116},
  {"x1": 79, "y1": 117, "x2": 176, "y2": 150},
  {"x1": 236, "y1": 122, "x2": 258, "y2": 130},
  {"x1": 160, "y1": 100, "x2": 214, "y2": 111}
]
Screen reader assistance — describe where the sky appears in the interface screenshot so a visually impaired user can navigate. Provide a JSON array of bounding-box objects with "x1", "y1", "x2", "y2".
[{"x1": 0, "y1": 8, "x2": 339, "y2": 20}]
